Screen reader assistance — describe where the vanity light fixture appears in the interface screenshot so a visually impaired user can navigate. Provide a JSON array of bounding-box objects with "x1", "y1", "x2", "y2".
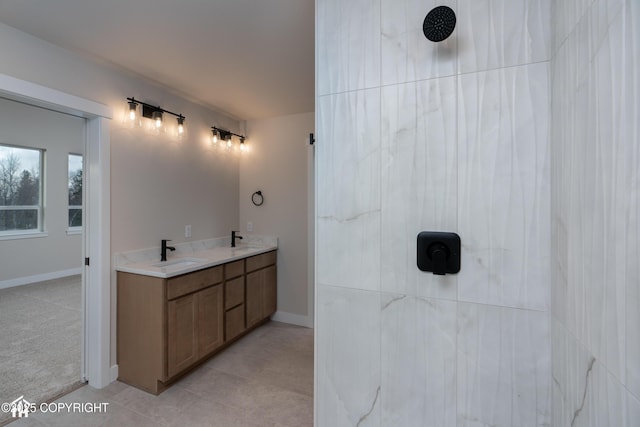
[
  {"x1": 211, "y1": 126, "x2": 247, "y2": 151},
  {"x1": 125, "y1": 97, "x2": 186, "y2": 138}
]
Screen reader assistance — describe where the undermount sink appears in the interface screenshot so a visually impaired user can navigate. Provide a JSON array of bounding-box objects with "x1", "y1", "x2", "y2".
[{"x1": 151, "y1": 257, "x2": 206, "y2": 269}]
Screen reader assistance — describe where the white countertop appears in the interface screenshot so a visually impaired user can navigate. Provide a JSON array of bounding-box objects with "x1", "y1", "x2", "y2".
[{"x1": 114, "y1": 236, "x2": 278, "y2": 278}]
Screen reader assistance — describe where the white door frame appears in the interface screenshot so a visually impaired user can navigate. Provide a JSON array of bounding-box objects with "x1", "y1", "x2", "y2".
[{"x1": 0, "y1": 73, "x2": 113, "y2": 388}]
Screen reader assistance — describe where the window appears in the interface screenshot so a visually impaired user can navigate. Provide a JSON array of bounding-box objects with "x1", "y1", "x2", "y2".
[
  {"x1": 0, "y1": 144, "x2": 43, "y2": 235},
  {"x1": 68, "y1": 154, "x2": 83, "y2": 229}
]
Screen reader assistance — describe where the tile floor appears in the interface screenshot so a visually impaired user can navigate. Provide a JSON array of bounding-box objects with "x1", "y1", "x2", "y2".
[{"x1": 7, "y1": 321, "x2": 313, "y2": 427}]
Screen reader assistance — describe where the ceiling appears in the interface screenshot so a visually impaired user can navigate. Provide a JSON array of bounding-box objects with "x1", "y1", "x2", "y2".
[{"x1": 0, "y1": 0, "x2": 315, "y2": 120}]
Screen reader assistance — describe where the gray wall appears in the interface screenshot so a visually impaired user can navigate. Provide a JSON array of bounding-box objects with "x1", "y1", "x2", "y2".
[
  {"x1": 0, "y1": 22, "x2": 242, "y2": 366},
  {"x1": 315, "y1": 0, "x2": 551, "y2": 425},
  {"x1": 551, "y1": 1, "x2": 640, "y2": 425},
  {"x1": 0, "y1": 97, "x2": 84, "y2": 283},
  {"x1": 0, "y1": 22, "x2": 242, "y2": 253},
  {"x1": 240, "y1": 112, "x2": 314, "y2": 325}
]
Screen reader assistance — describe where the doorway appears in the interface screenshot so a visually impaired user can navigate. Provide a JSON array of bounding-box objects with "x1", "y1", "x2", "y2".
[
  {"x1": 0, "y1": 97, "x2": 86, "y2": 419},
  {"x1": 0, "y1": 73, "x2": 112, "y2": 393}
]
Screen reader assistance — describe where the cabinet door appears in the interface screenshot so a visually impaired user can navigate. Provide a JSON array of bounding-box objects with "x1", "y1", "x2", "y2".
[
  {"x1": 246, "y1": 270, "x2": 263, "y2": 328},
  {"x1": 262, "y1": 265, "x2": 277, "y2": 318},
  {"x1": 198, "y1": 285, "x2": 224, "y2": 357},
  {"x1": 246, "y1": 265, "x2": 277, "y2": 328},
  {"x1": 167, "y1": 293, "x2": 198, "y2": 378}
]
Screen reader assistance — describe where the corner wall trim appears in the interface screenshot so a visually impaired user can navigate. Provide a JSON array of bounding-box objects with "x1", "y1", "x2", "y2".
[
  {"x1": 271, "y1": 311, "x2": 314, "y2": 328},
  {"x1": 0, "y1": 268, "x2": 83, "y2": 290},
  {"x1": 110, "y1": 365, "x2": 119, "y2": 382},
  {"x1": 0, "y1": 73, "x2": 112, "y2": 119}
]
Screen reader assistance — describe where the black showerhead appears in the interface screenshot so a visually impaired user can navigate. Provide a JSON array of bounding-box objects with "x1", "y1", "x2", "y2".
[{"x1": 423, "y1": 6, "x2": 456, "y2": 42}]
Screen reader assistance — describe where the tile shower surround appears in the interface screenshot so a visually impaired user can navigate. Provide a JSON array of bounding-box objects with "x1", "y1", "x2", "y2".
[
  {"x1": 317, "y1": 0, "x2": 638, "y2": 425},
  {"x1": 316, "y1": 61, "x2": 551, "y2": 426},
  {"x1": 317, "y1": 0, "x2": 551, "y2": 424},
  {"x1": 550, "y1": 0, "x2": 639, "y2": 426}
]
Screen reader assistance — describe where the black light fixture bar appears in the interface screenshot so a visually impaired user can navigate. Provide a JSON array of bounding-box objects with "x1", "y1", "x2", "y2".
[
  {"x1": 127, "y1": 97, "x2": 185, "y2": 121},
  {"x1": 211, "y1": 126, "x2": 245, "y2": 141}
]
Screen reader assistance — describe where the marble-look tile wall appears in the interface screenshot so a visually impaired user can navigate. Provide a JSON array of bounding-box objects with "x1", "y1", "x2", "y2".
[
  {"x1": 551, "y1": 0, "x2": 639, "y2": 426},
  {"x1": 316, "y1": 0, "x2": 552, "y2": 425}
]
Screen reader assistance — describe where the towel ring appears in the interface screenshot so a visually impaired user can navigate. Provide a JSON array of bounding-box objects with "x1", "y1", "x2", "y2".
[{"x1": 252, "y1": 190, "x2": 264, "y2": 206}]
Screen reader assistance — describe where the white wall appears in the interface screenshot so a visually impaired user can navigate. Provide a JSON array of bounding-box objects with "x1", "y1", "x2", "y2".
[
  {"x1": 0, "y1": 97, "x2": 84, "y2": 283},
  {"x1": 240, "y1": 112, "x2": 314, "y2": 326},
  {"x1": 316, "y1": 0, "x2": 551, "y2": 425},
  {"x1": 551, "y1": 1, "x2": 640, "y2": 425},
  {"x1": 0, "y1": 22, "x2": 242, "y2": 366}
]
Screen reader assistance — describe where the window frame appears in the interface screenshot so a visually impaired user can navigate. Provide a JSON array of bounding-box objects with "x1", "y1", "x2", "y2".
[
  {"x1": 67, "y1": 152, "x2": 83, "y2": 233},
  {"x1": 0, "y1": 143, "x2": 45, "y2": 238}
]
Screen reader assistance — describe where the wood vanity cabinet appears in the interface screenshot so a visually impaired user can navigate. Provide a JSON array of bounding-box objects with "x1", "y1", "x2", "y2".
[
  {"x1": 117, "y1": 265, "x2": 224, "y2": 393},
  {"x1": 117, "y1": 250, "x2": 277, "y2": 394}
]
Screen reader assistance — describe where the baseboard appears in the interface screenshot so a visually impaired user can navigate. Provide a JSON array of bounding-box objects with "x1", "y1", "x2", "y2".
[
  {"x1": 0, "y1": 267, "x2": 82, "y2": 290},
  {"x1": 110, "y1": 365, "x2": 119, "y2": 383},
  {"x1": 271, "y1": 310, "x2": 313, "y2": 328}
]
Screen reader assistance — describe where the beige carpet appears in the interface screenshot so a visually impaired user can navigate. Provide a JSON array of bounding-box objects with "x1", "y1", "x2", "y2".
[{"x1": 0, "y1": 276, "x2": 83, "y2": 425}]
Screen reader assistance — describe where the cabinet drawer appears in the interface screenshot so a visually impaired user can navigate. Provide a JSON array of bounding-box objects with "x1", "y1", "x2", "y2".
[
  {"x1": 225, "y1": 276, "x2": 244, "y2": 309},
  {"x1": 224, "y1": 260, "x2": 244, "y2": 279},
  {"x1": 245, "y1": 251, "x2": 277, "y2": 272},
  {"x1": 167, "y1": 266, "x2": 223, "y2": 300},
  {"x1": 225, "y1": 304, "x2": 245, "y2": 341}
]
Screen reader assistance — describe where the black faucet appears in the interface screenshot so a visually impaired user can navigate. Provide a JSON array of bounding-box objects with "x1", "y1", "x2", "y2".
[
  {"x1": 231, "y1": 230, "x2": 243, "y2": 247},
  {"x1": 161, "y1": 239, "x2": 176, "y2": 261}
]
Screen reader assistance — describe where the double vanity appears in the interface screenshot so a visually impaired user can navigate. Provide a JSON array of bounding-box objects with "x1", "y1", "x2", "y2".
[{"x1": 115, "y1": 236, "x2": 277, "y2": 394}]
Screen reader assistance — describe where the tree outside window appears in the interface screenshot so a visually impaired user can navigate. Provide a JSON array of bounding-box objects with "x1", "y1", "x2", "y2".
[
  {"x1": 0, "y1": 145, "x2": 42, "y2": 234},
  {"x1": 68, "y1": 154, "x2": 83, "y2": 229}
]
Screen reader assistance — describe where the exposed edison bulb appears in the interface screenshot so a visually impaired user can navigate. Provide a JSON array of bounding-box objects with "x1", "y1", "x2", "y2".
[
  {"x1": 239, "y1": 137, "x2": 246, "y2": 151},
  {"x1": 226, "y1": 135, "x2": 233, "y2": 148},
  {"x1": 177, "y1": 116, "x2": 185, "y2": 139},
  {"x1": 211, "y1": 130, "x2": 219, "y2": 144},
  {"x1": 149, "y1": 110, "x2": 164, "y2": 134},
  {"x1": 125, "y1": 100, "x2": 140, "y2": 127}
]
